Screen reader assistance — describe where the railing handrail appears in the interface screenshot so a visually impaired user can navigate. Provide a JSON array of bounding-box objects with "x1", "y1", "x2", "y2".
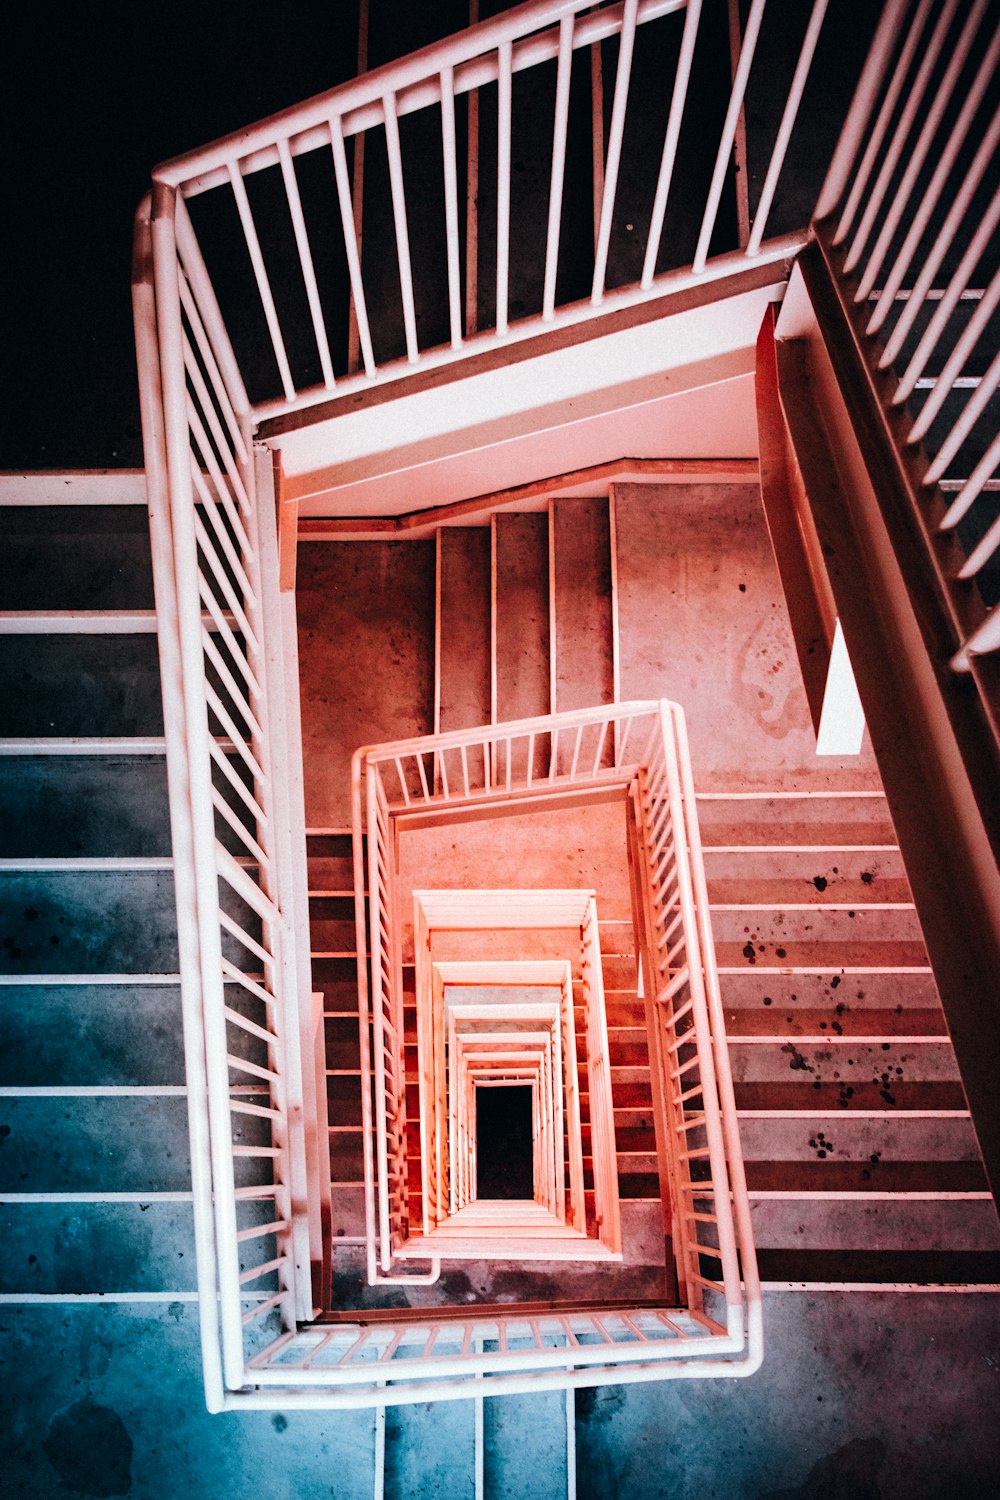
[
  {"x1": 146, "y1": 0, "x2": 839, "y2": 428},
  {"x1": 153, "y1": 0, "x2": 684, "y2": 194},
  {"x1": 355, "y1": 699, "x2": 662, "y2": 766}
]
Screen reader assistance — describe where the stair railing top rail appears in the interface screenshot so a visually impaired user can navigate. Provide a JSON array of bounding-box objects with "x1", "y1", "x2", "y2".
[
  {"x1": 355, "y1": 698, "x2": 662, "y2": 818},
  {"x1": 134, "y1": 197, "x2": 320, "y2": 1407},
  {"x1": 146, "y1": 0, "x2": 840, "y2": 425}
]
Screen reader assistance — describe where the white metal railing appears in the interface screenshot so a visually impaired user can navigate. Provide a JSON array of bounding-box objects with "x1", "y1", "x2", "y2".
[
  {"x1": 147, "y1": 0, "x2": 836, "y2": 425},
  {"x1": 344, "y1": 700, "x2": 761, "y2": 1401},
  {"x1": 579, "y1": 898, "x2": 622, "y2": 1255},
  {"x1": 815, "y1": 0, "x2": 1000, "y2": 674},
  {"x1": 133, "y1": 197, "x2": 324, "y2": 1407}
]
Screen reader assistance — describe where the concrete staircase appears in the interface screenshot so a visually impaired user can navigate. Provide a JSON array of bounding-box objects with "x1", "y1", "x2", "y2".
[
  {"x1": 301, "y1": 483, "x2": 1000, "y2": 1307},
  {"x1": 0, "y1": 492, "x2": 194, "y2": 1308},
  {"x1": 0, "y1": 485, "x2": 588, "y2": 1497}
]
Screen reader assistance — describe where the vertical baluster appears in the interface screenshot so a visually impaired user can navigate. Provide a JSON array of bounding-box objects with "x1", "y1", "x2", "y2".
[
  {"x1": 347, "y1": 0, "x2": 369, "y2": 374},
  {"x1": 878, "y1": 108, "x2": 1000, "y2": 366},
  {"x1": 330, "y1": 115, "x2": 376, "y2": 376},
  {"x1": 226, "y1": 159, "x2": 295, "y2": 402},
  {"x1": 746, "y1": 0, "x2": 829, "y2": 257},
  {"x1": 641, "y1": 0, "x2": 703, "y2": 289},
  {"x1": 466, "y1": 0, "x2": 481, "y2": 338},
  {"x1": 592, "y1": 0, "x2": 639, "y2": 304},
  {"x1": 543, "y1": 16, "x2": 574, "y2": 321},
  {"x1": 693, "y1": 0, "x2": 766, "y2": 275},
  {"x1": 276, "y1": 137, "x2": 335, "y2": 388},
  {"x1": 853, "y1": 0, "x2": 986, "y2": 303},
  {"x1": 815, "y1": 0, "x2": 914, "y2": 227},
  {"x1": 842, "y1": 0, "x2": 960, "y2": 277},
  {"x1": 440, "y1": 66, "x2": 463, "y2": 351},
  {"x1": 382, "y1": 91, "x2": 418, "y2": 362},
  {"x1": 907, "y1": 267, "x2": 1000, "y2": 444},
  {"x1": 496, "y1": 39, "x2": 513, "y2": 336}
]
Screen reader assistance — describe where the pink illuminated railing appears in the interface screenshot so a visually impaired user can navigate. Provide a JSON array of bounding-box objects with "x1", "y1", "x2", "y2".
[
  {"x1": 146, "y1": 0, "x2": 838, "y2": 424},
  {"x1": 406, "y1": 892, "x2": 620, "y2": 1264},
  {"x1": 349, "y1": 701, "x2": 761, "y2": 1393}
]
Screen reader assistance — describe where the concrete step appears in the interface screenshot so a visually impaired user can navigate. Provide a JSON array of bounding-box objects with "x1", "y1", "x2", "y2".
[
  {"x1": 743, "y1": 1160, "x2": 988, "y2": 1193},
  {"x1": 0, "y1": 754, "x2": 171, "y2": 858},
  {"x1": 717, "y1": 970, "x2": 942, "y2": 1009},
  {"x1": 437, "y1": 525, "x2": 491, "y2": 733},
  {"x1": 1, "y1": 982, "x2": 185, "y2": 1086},
  {"x1": 0, "y1": 871, "x2": 263, "y2": 978},
  {"x1": 0, "y1": 506, "x2": 154, "y2": 611},
  {"x1": 706, "y1": 860, "x2": 912, "y2": 904},
  {"x1": 493, "y1": 513, "x2": 550, "y2": 730},
  {"x1": 0, "y1": 634, "x2": 163, "y2": 737},
  {"x1": 0, "y1": 871, "x2": 179, "y2": 974},
  {"x1": 328, "y1": 1077, "x2": 363, "y2": 1128},
  {"x1": 731, "y1": 1032, "x2": 965, "y2": 1080},
  {"x1": 550, "y1": 497, "x2": 614, "y2": 717},
  {"x1": 725, "y1": 1006, "x2": 948, "y2": 1040},
  {"x1": 0, "y1": 1095, "x2": 193, "y2": 1194},
  {"x1": 385, "y1": 1398, "x2": 475, "y2": 1500},
  {"x1": 324, "y1": 1014, "x2": 362, "y2": 1072},
  {"x1": 737, "y1": 1114, "x2": 980, "y2": 1163},
  {"x1": 0, "y1": 1201, "x2": 196, "y2": 1293},
  {"x1": 753, "y1": 1247, "x2": 1000, "y2": 1283},
  {"x1": 328, "y1": 1127, "x2": 365, "y2": 1184},
  {"x1": 311, "y1": 956, "x2": 361, "y2": 996},
  {"x1": 734, "y1": 1080, "x2": 967, "y2": 1111},
  {"x1": 309, "y1": 894, "x2": 358, "y2": 953},
  {"x1": 747, "y1": 1199, "x2": 1000, "y2": 1253},
  {"x1": 329, "y1": 1182, "x2": 367, "y2": 1238},
  {"x1": 482, "y1": 1388, "x2": 569, "y2": 1500},
  {"x1": 714, "y1": 938, "x2": 929, "y2": 971},
  {"x1": 710, "y1": 906, "x2": 926, "y2": 945}
]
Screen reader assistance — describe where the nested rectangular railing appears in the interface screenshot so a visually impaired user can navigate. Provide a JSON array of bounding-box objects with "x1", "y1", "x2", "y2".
[
  {"x1": 351, "y1": 701, "x2": 760, "y2": 1376},
  {"x1": 433, "y1": 960, "x2": 586, "y2": 1231},
  {"x1": 407, "y1": 888, "x2": 621, "y2": 1262},
  {"x1": 146, "y1": 0, "x2": 841, "y2": 425}
]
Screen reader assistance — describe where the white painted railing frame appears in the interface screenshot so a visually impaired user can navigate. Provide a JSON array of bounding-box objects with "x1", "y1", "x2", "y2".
[
  {"x1": 147, "y1": 0, "x2": 835, "y2": 425},
  {"x1": 133, "y1": 192, "x2": 326, "y2": 1401}
]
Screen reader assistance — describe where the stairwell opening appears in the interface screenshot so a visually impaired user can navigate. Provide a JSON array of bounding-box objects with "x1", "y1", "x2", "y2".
[{"x1": 474, "y1": 1084, "x2": 534, "y2": 1201}]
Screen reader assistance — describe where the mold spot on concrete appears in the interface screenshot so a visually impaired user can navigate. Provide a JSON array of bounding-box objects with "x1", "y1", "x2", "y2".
[{"x1": 43, "y1": 1395, "x2": 133, "y2": 1497}]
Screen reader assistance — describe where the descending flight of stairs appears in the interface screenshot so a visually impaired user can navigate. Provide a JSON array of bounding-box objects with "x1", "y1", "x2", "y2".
[
  {"x1": 0, "y1": 491, "x2": 194, "y2": 1308},
  {"x1": 307, "y1": 488, "x2": 1000, "y2": 1305},
  {"x1": 0, "y1": 482, "x2": 586, "y2": 1496}
]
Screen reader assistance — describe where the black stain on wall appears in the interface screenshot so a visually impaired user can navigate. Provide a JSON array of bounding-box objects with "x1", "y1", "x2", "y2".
[{"x1": 43, "y1": 1395, "x2": 133, "y2": 1496}]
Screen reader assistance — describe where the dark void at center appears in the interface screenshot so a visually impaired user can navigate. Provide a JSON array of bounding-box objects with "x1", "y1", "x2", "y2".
[{"x1": 475, "y1": 1085, "x2": 534, "y2": 1200}]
